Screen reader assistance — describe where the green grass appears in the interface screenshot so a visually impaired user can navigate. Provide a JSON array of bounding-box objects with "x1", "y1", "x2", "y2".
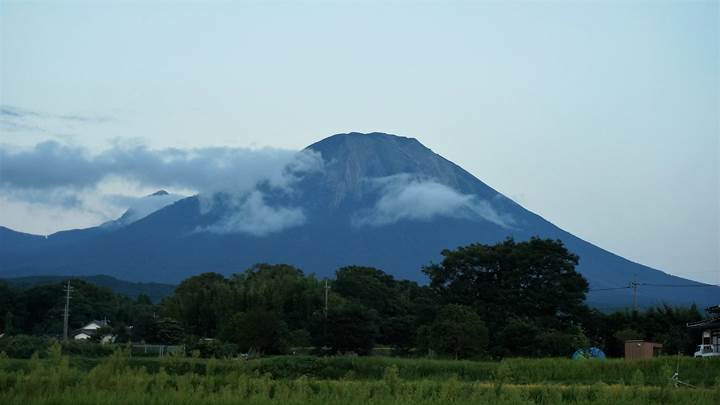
[
  {"x1": 5, "y1": 354, "x2": 718, "y2": 386},
  {"x1": 1, "y1": 351, "x2": 719, "y2": 404}
]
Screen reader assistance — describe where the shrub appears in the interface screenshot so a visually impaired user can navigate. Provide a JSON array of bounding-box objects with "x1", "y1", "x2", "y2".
[
  {"x1": 0, "y1": 335, "x2": 49, "y2": 358},
  {"x1": 630, "y1": 369, "x2": 645, "y2": 386},
  {"x1": 60, "y1": 341, "x2": 115, "y2": 357}
]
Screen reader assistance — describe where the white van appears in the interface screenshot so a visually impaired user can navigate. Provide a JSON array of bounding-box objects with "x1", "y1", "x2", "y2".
[{"x1": 694, "y1": 344, "x2": 720, "y2": 358}]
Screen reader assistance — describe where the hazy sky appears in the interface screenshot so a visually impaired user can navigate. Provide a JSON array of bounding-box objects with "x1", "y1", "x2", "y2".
[{"x1": 1, "y1": 0, "x2": 718, "y2": 284}]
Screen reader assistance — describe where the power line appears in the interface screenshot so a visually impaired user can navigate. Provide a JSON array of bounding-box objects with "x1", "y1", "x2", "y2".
[
  {"x1": 590, "y1": 286, "x2": 632, "y2": 292},
  {"x1": 639, "y1": 283, "x2": 720, "y2": 288},
  {"x1": 590, "y1": 283, "x2": 720, "y2": 292}
]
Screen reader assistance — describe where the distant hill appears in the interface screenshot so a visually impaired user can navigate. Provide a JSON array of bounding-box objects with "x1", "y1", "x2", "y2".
[
  {"x1": 0, "y1": 275, "x2": 175, "y2": 303},
  {"x1": 1, "y1": 132, "x2": 717, "y2": 309}
]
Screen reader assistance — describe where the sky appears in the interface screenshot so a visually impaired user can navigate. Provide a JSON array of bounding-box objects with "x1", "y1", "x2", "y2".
[{"x1": 0, "y1": 0, "x2": 718, "y2": 284}]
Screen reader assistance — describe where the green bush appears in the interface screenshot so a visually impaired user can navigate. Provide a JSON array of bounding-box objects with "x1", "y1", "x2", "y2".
[
  {"x1": 184, "y1": 338, "x2": 238, "y2": 358},
  {"x1": 0, "y1": 335, "x2": 49, "y2": 359},
  {"x1": 60, "y1": 341, "x2": 115, "y2": 357}
]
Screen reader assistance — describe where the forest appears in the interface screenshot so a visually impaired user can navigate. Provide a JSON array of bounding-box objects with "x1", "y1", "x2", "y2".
[{"x1": 0, "y1": 238, "x2": 706, "y2": 359}]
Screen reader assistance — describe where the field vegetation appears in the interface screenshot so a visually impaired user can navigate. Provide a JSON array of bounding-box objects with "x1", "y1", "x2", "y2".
[{"x1": 0, "y1": 346, "x2": 718, "y2": 404}]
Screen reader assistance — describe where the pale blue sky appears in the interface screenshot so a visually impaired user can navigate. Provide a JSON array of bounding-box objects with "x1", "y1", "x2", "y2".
[{"x1": 0, "y1": 0, "x2": 718, "y2": 284}]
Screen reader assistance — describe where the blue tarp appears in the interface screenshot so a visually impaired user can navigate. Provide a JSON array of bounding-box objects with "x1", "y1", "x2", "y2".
[{"x1": 572, "y1": 347, "x2": 606, "y2": 359}]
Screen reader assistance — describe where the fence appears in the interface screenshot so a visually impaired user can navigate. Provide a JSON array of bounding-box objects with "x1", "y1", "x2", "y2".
[{"x1": 131, "y1": 344, "x2": 184, "y2": 357}]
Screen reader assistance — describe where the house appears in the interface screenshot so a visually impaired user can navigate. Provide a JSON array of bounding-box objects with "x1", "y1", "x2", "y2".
[
  {"x1": 72, "y1": 319, "x2": 115, "y2": 343},
  {"x1": 73, "y1": 331, "x2": 93, "y2": 340},
  {"x1": 687, "y1": 305, "x2": 720, "y2": 356},
  {"x1": 624, "y1": 340, "x2": 663, "y2": 359}
]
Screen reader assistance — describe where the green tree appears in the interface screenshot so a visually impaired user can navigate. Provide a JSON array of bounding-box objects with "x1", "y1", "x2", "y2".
[
  {"x1": 424, "y1": 238, "x2": 589, "y2": 355},
  {"x1": 536, "y1": 326, "x2": 589, "y2": 357},
  {"x1": 219, "y1": 310, "x2": 289, "y2": 354},
  {"x1": 17, "y1": 280, "x2": 116, "y2": 336},
  {"x1": 425, "y1": 238, "x2": 588, "y2": 324},
  {"x1": 312, "y1": 305, "x2": 377, "y2": 355},
  {"x1": 332, "y1": 266, "x2": 437, "y2": 352},
  {"x1": 496, "y1": 318, "x2": 542, "y2": 357},
  {"x1": 426, "y1": 304, "x2": 488, "y2": 359},
  {"x1": 154, "y1": 318, "x2": 184, "y2": 345},
  {"x1": 0, "y1": 283, "x2": 22, "y2": 335},
  {"x1": 162, "y1": 272, "x2": 232, "y2": 337},
  {"x1": 230, "y1": 264, "x2": 323, "y2": 331},
  {"x1": 333, "y1": 266, "x2": 399, "y2": 315}
]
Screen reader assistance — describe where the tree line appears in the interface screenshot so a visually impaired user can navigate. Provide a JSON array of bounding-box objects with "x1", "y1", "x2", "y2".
[{"x1": 0, "y1": 238, "x2": 704, "y2": 358}]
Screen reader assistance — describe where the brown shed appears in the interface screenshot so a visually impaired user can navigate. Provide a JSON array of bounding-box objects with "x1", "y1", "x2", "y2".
[{"x1": 624, "y1": 340, "x2": 662, "y2": 360}]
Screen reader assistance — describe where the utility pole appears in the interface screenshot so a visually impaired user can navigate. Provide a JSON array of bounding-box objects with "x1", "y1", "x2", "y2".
[
  {"x1": 630, "y1": 276, "x2": 639, "y2": 312},
  {"x1": 63, "y1": 281, "x2": 73, "y2": 341},
  {"x1": 324, "y1": 280, "x2": 331, "y2": 318},
  {"x1": 322, "y1": 279, "x2": 331, "y2": 351}
]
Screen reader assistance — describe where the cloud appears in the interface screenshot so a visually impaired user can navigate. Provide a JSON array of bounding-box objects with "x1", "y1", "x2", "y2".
[
  {"x1": 353, "y1": 174, "x2": 512, "y2": 227},
  {"x1": 0, "y1": 140, "x2": 323, "y2": 194},
  {"x1": 0, "y1": 104, "x2": 111, "y2": 123},
  {"x1": 0, "y1": 140, "x2": 323, "y2": 236},
  {"x1": 0, "y1": 106, "x2": 42, "y2": 118},
  {"x1": 199, "y1": 190, "x2": 306, "y2": 236},
  {"x1": 0, "y1": 195, "x2": 111, "y2": 236},
  {"x1": 104, "y1": 191, "x2": 185, "y2": 226}
]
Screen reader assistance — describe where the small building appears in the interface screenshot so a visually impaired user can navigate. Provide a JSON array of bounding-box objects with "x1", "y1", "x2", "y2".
[
  {"x1": 687, "y1": 305, "x2": 720, "y2": 354},
  {"x1": 72, "y1": 319, "x2": 114, "y2": 342},
  {"x1": 624, "y1": 340, "x2": 663, "y2": 359},
  {"x1": 73, "y1": 331, "x2": 93, "y2": 340}
]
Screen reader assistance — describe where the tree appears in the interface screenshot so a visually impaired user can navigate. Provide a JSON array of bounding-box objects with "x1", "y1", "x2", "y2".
[
  {"x1": 219, "y1": 310, "x2": 289, "y2": 354},
  {"x1": 15, "y1": 280, "x2": 116, "y2": 336},
  {"x1": 162, "y1": 272, "x2": 232, "y2": 337},
  {"x1": 496, "y1": 318, "x2": 542, "y2": 357},
  {"x1": 230, "y1": 264, "x2": 323, "y2": 331},
  {"x1": 311, "y1": 305, "x2": 377, "y2": 355},
  {"x1": 131, "y1": 312, "x2": 158, "y2": 343},
  {"x1": 424, "y1": 238, "x2": 589, "y2": 354},
  {"x1": 90, "y1": 326, "x2": 114, "y2": 343},
  {"x1": 333, "y1": 266, "x2": 399, "y2": 315},
  {"x1": 154, "y1": 318, "x2": 184, "y2": 345},
  {"x1": 424, "y1": 304, "x2": 488, "y2": 359},
  {"x1": 380, "y1": 315, "x2": 416, "y2": 355},
  {"x1": 0, "y1": 283, "x2": 21, "y2": 335},
  {"x1": 536, "y1": 326, "x2": 589, "y2": 357},
  {"x1": 332, "y1": 266, "x2": 437, "y2": 351}
]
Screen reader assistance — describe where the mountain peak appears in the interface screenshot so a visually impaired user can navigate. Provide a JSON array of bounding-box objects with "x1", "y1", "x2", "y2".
[
  {"x1": 302, "y1": 131, "x2": 501, "y2": 207},
  {"x1": 149, "y1": 190, "x2": 169, "y2": 197},
  {"x1": 305, "y1": 132, "x2": 423, "y2": 153}
]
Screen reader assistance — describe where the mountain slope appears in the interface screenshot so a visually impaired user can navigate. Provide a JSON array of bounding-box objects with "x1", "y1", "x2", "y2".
[
  {"x1": 0, "y1": 274, "x2": 175, "y2": 303},
  {"x1": 1, "y1": 132, "x2": 716, "y2": 309}
]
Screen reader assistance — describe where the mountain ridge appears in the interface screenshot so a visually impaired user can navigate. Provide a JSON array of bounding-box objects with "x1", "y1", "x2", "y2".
[{"x1": 1, "y1": 132, "x2": 716, "y2": 309}]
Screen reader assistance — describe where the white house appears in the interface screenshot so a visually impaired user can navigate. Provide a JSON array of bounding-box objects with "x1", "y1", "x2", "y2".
[
  {"x1": 73, "y1": 331, "x2": 93, "y2": 340},
  {"x1": 688, "y1": 305, "x2": 720, "y2": 356},
  {"x1": 72, "y1": 319, "x2": 114, "y2": 342}
]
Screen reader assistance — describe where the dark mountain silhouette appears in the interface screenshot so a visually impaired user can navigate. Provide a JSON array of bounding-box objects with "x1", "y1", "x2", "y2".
[
  {"x1": 0, "y1": 274, "x2": 175, "y2": 303},
  {"x1": 0, "y1": 132, "x2": 716, "y2": 309}
]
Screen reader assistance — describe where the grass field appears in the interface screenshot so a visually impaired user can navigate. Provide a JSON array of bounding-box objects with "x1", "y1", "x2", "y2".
[{"x1": 1, "y1": 348, "x2": 719, "y2": 404}]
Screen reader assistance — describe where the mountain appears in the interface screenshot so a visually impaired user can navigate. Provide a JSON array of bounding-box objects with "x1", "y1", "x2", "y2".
[
  {"x1": 0, "y1": 132, "x2": 716, "y2": 309},
  {"x1": 101, "y1": 190, "x2": 184, "y2": 229},
  {"x1": 0, "y1": 274, "x2": 175, "y2": 303}
]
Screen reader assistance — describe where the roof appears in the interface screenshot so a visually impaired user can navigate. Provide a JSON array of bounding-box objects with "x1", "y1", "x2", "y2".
[
  {"x1": 625, "y1": 340, "x2": 662, "y2": 346},
  {"x1": 706, "y1": 305, "x2": 720, "y2": 315},
  {"x1": 85, "y1": 319, "x2": 109, "y2": 328},
  {"x1": 687, "y1": 317, "x2": 720, "y2": 329}
]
